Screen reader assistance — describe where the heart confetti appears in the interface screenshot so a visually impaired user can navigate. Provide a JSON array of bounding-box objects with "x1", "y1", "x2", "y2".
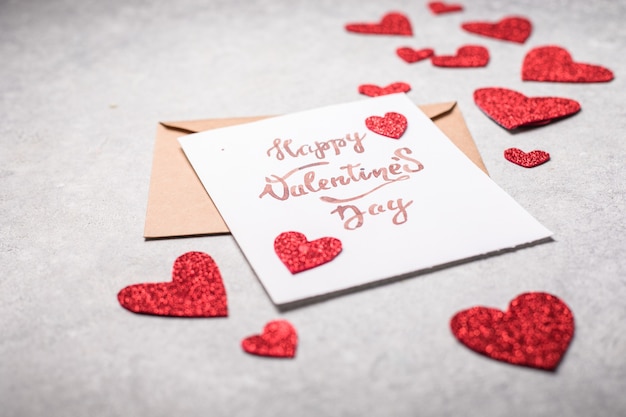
[
  {"x1": 462, "y1": 16, "x2": 532, "y2": 43},
  {"x1": 473, "y1": 87, "x2": 581, "y2": 129},
  {"x1": 522, "y1": 45, "x2": 614, "y2": 83},
  {"x1": 345, "y1": 12, "x2": 412, "y2": 36},
  {"x1": 117, "y1": 252, "x2": 228, "y2": 317},
  {"x1": 241, "y1": 320, "x2": 298, "y2": 358},
  {"x1": 358, "y1": 82, "x2": 411, "y2": 97},
  {"x1": 396, "y1": 47, "x2": 435, "y2": 63},
  {"x1": 428, "y1": 2, "x2": 463, "y2": 14},
  {"x1": 274, "y1": 231, "x2": 342, "y2": 274},
  {"x1": 450, "y1": 292, "x2": 574, "y2": 371},
  {"x1": 431, "y1": 45, "x2": 489, "y2": 68},
  {"x1": 365, "y1": 112, "x2": 408, "y2": 139},
  {"x1": 504, "y1": 148, "x2": 550, "y2": 168}
]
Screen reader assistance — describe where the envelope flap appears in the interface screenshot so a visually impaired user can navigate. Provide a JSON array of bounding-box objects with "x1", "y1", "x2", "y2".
[
  {"x1": 161, "y1": 116, "x2": 268, "y2": 133},
  {"x1": 161, "y1": 103, "x2": 456, "y2": 133},
  {"x1": 418, "y1": 101, "x2": 456, "y2": 119}
]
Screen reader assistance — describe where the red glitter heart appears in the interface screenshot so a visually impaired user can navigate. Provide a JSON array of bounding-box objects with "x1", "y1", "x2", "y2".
[
  {"x1": 241, "y1": 320, "x2": 298, "y2": 358},
  {"x1": 365, "y1": 112, "x2": 408, "y2": 139},
  {"x1": 504, "y1": 148, "x2": 550, "y2": 168},
  {"x1": 358, "y1": 82, "x2": 411, "y2": 97},
  {"x1": 522, "y1": 45, "x2": 614, "y2": 83},
  {"x1": 473, "y1": 87, "x2": 581, "y2": 129},
  {"x1": 450, "y1": 292, "x2": 574, "y2": 371},
  {"x1": 428, "y1": 2, "x2": 463, "y2": 14},
  {"x1": 396, "y1": 47, "x2": 435, "y2": 63},
  {"x1": 431, "y1": 45, "x2": 489, "y2": 68},
  {"x1": 462, "y1": 16, "x2": 532, "y2": 43},
  {"x1": 345, "y1": 12, "x2": 412, "y2": 36},
  {"x1": 117, "y1": 252, "x2": 227, "y2": 317},
  {"x1": 274, "y1": 231, "x2": 342, "y2": 274}
]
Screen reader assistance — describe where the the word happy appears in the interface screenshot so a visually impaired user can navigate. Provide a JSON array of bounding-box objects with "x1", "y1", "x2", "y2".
[{"x1": 266, "y1": 132, "x2": 366, "y2": 161}]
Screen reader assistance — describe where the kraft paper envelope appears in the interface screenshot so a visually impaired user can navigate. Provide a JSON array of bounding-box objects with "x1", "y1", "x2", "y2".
[{"x1": 144, "y1": 101, "x2": 487, "y2": 239}]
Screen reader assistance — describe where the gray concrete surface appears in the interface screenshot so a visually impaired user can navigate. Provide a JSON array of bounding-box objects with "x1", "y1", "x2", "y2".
[{"x1": 1, "y1": 0, "x2": 625, "y2": 416}]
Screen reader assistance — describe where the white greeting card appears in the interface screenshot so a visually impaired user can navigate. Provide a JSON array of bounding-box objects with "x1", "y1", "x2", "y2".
[{"x1": 179, "y1": 94, "x2": 552, "y2": 305}]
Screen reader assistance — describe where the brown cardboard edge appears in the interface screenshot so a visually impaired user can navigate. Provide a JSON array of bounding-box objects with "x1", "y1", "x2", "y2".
[{"x1": 160, "y1": 102, "x2": 456, "y2": 134}]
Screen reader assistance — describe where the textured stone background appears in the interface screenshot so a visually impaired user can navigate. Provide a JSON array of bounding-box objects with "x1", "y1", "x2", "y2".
[{"x1": 1, "y1": 1, "x2": 624, "y2": 416}]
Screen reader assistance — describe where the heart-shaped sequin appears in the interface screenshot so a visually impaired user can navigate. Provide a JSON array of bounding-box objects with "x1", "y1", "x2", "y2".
[
  {"x1": 396, "y1": 47, "x2": 435, "y2": 63},
  {"x1": 473, "y1": 87, "x2": 581, "y2": 129},
  {"x1": 461, "y1": 16, "x2": 532, "y2": 43},
  {"x1": 428, "y1": 1, "x2": 463, "y2": 14},
  {"x1": 117, "y1": 252, "x2": 228, "y2": 317},
  {"x1": 504, "y1": 148, "x2": 550, "y2": 168},
  {"x1": 365, "y1": 112, "x2": 408, "y2": 139},
  {"x1": 241, "y1": 320, "x2": 298, "y2": 358},
  {"x1": 274, "y1": 231, "x2": 342, "y2": 274},
  {"x1": 358, "y1": 82, "x2": 411, "y2": 97},
  {"x1": 522, "y1": 45, "x2": 614, "y2": 83},
  {"x1": 431, "y1": 45, "x2": 489, "y2": 68},
  {"x1": 345, "y1": 12, "x2": 412, "y2": 36},
  {"x1": 450, "y1": 292, "x2": 574, "y2": 370}
]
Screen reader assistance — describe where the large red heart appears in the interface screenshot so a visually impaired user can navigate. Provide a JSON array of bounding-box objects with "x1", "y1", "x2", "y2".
[
  {"x1": 428, "y1": 2, "x2": 463, "y2": 14},
  {"x1": 462, "y1": 16, "x2": 532, "y2": 43},
  {"x1": 473, "y1": 87, "x2": 581, "y2": 129},
  {"x1": 358, "y1": 82, "x2": 411, "y2": 97},
  {"x1": 431, "y1": 45, "x2": 489, "y2": 68},
  {"x1": 274, "y1": 231, "x2": 342, "y2": 274},
  {"x1": 450, "y1": 292, "x2": 574, "y2": 371},
  {"x1": 117, "y1": 252, "x2": 228, "y2": 317},
  {"x1": 522, "y1": 45, "x2": 614, "y2": 83},
  {"x1": 396, "y1": 47, "x2": 434, "y2": 63},
  {"x1": 345, "y1": 12, "x2": 412, "y2": 36},
  {"x1": 504, "y1": 148, "x2": 550, "y2": 168},
  {"x1": 365, "y1": 112, "x2": 408, "y2": 139},
  {"x1": 241, "y1": 320, "x2": 298, "y2": 358}
]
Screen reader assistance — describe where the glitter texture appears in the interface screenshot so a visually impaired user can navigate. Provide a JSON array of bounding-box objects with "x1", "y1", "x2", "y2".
[
  {"x1": 358, "y1": 82, "x2": 411, "y2": 97},
  {"x1": 462, "y1": 16, "x2": 532, "y2": 43},
  {"x1": 522, "y1": 45, "x2": 614, "y2": 83},
  {"x1": 242, "y1": 320, "x2": 298, "y2": 358},
  {"x1": 504, "y1": 148, "x2": 550, "y2": 168},
  {"x1": 450, "y1": 292, "x2": 574, "y2": 371},
  {"x1": 345, "y1": 12, "x2": 412, "y2": 36},
  {"x1": 274, "y1": 231, "x2": 342, "y2": 274},
  {"x1": 428, "y1": 2, "x2": 463, "y2": 14},
  {"x1": 396, "y1": 47, "x2": 435, "y2": 63},
  {"x1": 473, "y1": 87, "x2": 581, "y2": 129},
  {"x1": 365, "y1": 112, "x2": 408, "y2": 139},
  {"x1": 117, "y1": 252, "x2": 228, "y2": 317},
  {"x1": 431, "y1": 45, "x2": 489, "y2": 68}
]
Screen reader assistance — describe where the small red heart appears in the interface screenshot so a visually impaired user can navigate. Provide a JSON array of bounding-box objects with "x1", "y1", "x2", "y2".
[
  {"x1": 396, "y1": 47, "x2": 435, "y2": 63},
  {"x1": 462, "y1": 16, "x2": 532, "y2": 43},
  {"x1": 345, "y1": 12, "x2": 412, "y2": 36},
  {"x1": 242, "y1": 320, "x2": 298, "y2": 358},
  {"x1": 358, "y1": 82, "x2": 411, "y2": 97},
  {"x1": 431, "y1": 45, "x2": 489, "y2": 68},
  {"x1": 450, "y1": 292, "x2": 574, "y2": 370},
  {"x1": 473, "y1": 87, "x2": 581, "y2": 129},
  {"x1": 365, "y1": 112, "x2": 408, "y2": 139},
  {"x1": 274, "y1": 231, "x2": 342, "y2": 274},
  {"x1": 504, "y1": 148, "x2": 550, "y2": 168},
  {"x1": 117, "y1": 252, "x2": 228, "y2": 317},
  {"x1": 522, "y1": 45, "x2": 614, "y2": 83},
  {"x1": 428, "y1": 1, "x2": 464, "y2": 14}
]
